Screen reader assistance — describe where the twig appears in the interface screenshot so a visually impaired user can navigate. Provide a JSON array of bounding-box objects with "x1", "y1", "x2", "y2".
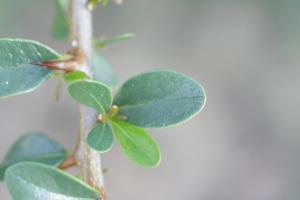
[{"x1": 70, "y1": 0, "x2": 107, "y2": 199}]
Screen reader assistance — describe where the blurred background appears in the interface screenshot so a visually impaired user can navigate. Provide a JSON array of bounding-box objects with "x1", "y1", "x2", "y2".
[{"x1": 0, "y1": 0, "x2": 300, "y2": 199}]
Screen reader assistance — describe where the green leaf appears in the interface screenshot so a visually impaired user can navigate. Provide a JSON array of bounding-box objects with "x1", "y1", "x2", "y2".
[
  {"x1": 0, "y1": 39, "x2": 60, "y2": 99},
  {"x1": 68, "y1": 80, "x2": 112, "y2": 113},
  {"x1": 52, "y1": 0, "x2": 70, "y2": 40},
  {"x1": 0, "y1": 132, "x2": 67, "y2": 180},
  {"x1": 114, "y1": 70, "x2": 206, "y2": 128},
  {"x1": 88, "y1": 0, "x2": 109, "y2": 9},
  {"x1": 111, "y1": 120, "x2": 161, "y2": 167},
  {"x1": 94, "y1": 33, "x2": 136, "y2": 48},
  {"x1": 5, "y1": 162, "x2": 100, "y2": 200},
  {"x1": 93, "y1": 52, "x2": 118, "y2": 86},
  {"x1": 64, "y1": 71, "x2": 89, "y2": 82},
  {"x1": 87, "y1": 123, "x2": 114, "y2": 153}
]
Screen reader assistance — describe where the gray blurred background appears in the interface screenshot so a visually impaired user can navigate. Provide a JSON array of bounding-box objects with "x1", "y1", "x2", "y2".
[{"x1": 0, "y1": 0, "x2": 300, "y2": 199}]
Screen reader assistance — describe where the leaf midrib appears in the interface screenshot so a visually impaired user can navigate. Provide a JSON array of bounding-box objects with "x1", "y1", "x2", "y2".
[
  {"x1": 112, "y1": 121, "x2": 156, "y2": 164},
  {"x1": 118, "y1": 95, "x2": 202, "y2": 110},
  {"x1": 76, "y1": 87, "x2": 105, "y2": 113}
]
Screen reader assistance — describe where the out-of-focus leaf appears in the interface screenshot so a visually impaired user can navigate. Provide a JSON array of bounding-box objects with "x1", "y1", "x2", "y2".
[
  {"x1": 92, "y1": 52, "x2": 118, "y2": 86},
  {"x1": 0, "y1": 132, "x2": 67, "y2": 180},
  {"x1": 94, "y1": 33, "x2": 136, "y2": 48},
  {"x1": 88, "y1": 0, "x2": 110, "y2": 10},
  {"x1": 52, "y1": 0, "x2": 70, "y2": 40}
]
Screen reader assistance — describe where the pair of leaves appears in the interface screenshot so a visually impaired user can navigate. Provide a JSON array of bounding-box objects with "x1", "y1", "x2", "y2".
[
  {"x1": 87, "y1": 120, "x2": 161, "y2": 167},
  {"x1": 0, "y1": 132, "x2": 68, "y2": 180},
  {"x1": 68, "y1": 70, "x2": 206, "y2": 167},
  {"x1": 68, "y1": 79, "x2": 161, "y2": 167}
]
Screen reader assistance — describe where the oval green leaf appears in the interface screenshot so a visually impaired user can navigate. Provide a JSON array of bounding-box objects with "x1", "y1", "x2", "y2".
[
  {"x1": 68, "y1": 80, "x2": 112, "y2": 113},
  {"x1": 93, "y1": 52, "x2": 118, "y2": 86},
  {"x1": 0, "y1": 132, "x2": 67, "y2": 180},
  {"x1": 111, "y1": 120, "x2": 161, "y2": 168},
  {"x1": 0, "y1": 39, "x2": 60, "y2": 99},
  {"x1": 114, "y1": 70, "x2": 206, "y2": 128},
  {"x1": 87, "y1": 123, "x2": 114, "y2": 153},
  {"x1": 52, "y1": 0, "x2": 70, "y2": 40},
  {"x1": 5, "y1": 162, "x2": 100, "y2": 200}
]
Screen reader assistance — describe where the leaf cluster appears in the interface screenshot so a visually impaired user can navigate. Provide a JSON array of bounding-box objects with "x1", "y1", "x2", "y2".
[{"x1": 0, "y1": 1, "x2": 206, "y2": 199}]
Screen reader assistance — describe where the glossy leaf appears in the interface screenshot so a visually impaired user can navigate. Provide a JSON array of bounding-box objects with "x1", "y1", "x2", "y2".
[
  {"x1": 68, "y1": 80, "x2": 112, "y2": 113},
  {"x1": 5, "y1": 162, "x2": 100, "y2": 200},
  {"x1": 111, "y1": 120, "x2": 161, "y2": 167},
  {"x1": 93, "y1": 52, "x2": 118, "y2": 86},
  {"x1": 114, "y1": 70, "x2": 206, "y2": 128},
  {"x1": 87, "y1": 123, "x2": 114, "y2": 152},
  {"x1": 52, "y1": 0, "x2": 70, "y2": 40},
  {"x1": 94, "y1": 33, "x2": 136, "y2": 48},
  {"x1": 0, "y1": 132, "x2": 67, "y2": 180},
  {"x1": 64, "y1": 71, "x2": 89, "y2": 82},
  {"x1": 0, "y1": 39, "x2": 60, "y2": 99}
]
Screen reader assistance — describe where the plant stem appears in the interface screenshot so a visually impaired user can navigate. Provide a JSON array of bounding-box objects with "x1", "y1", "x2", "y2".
[{"x1": 70, "y1": 0, "x2": 107, "y2": 199}]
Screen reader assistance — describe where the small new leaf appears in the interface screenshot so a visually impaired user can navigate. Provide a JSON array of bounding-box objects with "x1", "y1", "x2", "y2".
[
  {"x1": 0, "y1": 39, "x2": 60, "y2": 99},
  {"x1": 114, "y1": 70, "x2": 206, "y2": 128},
  {"x1": 93, "y1": 52, "x2": 118, "y2": 86},
  {"x1": 87, "y1": 123, "x2": 114, "y2": 152},
  {"x1": 94, "y1": 33, "x2": 136, "y2": 49},
  {"x1": 111, "y1": 120, "x2": 161, "y2": 168},
  {"x1": 52, "y1": 0, "x2": 70, "y2": 40},
  {"x1": 68, "y1": 80, "x2": 112, "y2": 113},
  {"x1": 64, "y1": 71, "x2": 89, "y2": 82},
  {"x1": 0, "y1": 132, "x2": 67, "y2": 180},
  {"x1": 88, "y1": 0, "x2": 109, "y2": 10},
  {"x1": 5, "y1": 162, "x2": 100, "y2": 200}
]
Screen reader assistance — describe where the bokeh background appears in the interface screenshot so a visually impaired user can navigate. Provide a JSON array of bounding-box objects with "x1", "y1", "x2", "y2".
[{"x1": 0, "y1": 0, "x2": 300, "y2": 199}]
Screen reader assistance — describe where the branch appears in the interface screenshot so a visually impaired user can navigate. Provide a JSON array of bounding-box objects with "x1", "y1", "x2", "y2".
[{"x1": 70, "y1": 0, "x2": 107, "y2": 199}]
